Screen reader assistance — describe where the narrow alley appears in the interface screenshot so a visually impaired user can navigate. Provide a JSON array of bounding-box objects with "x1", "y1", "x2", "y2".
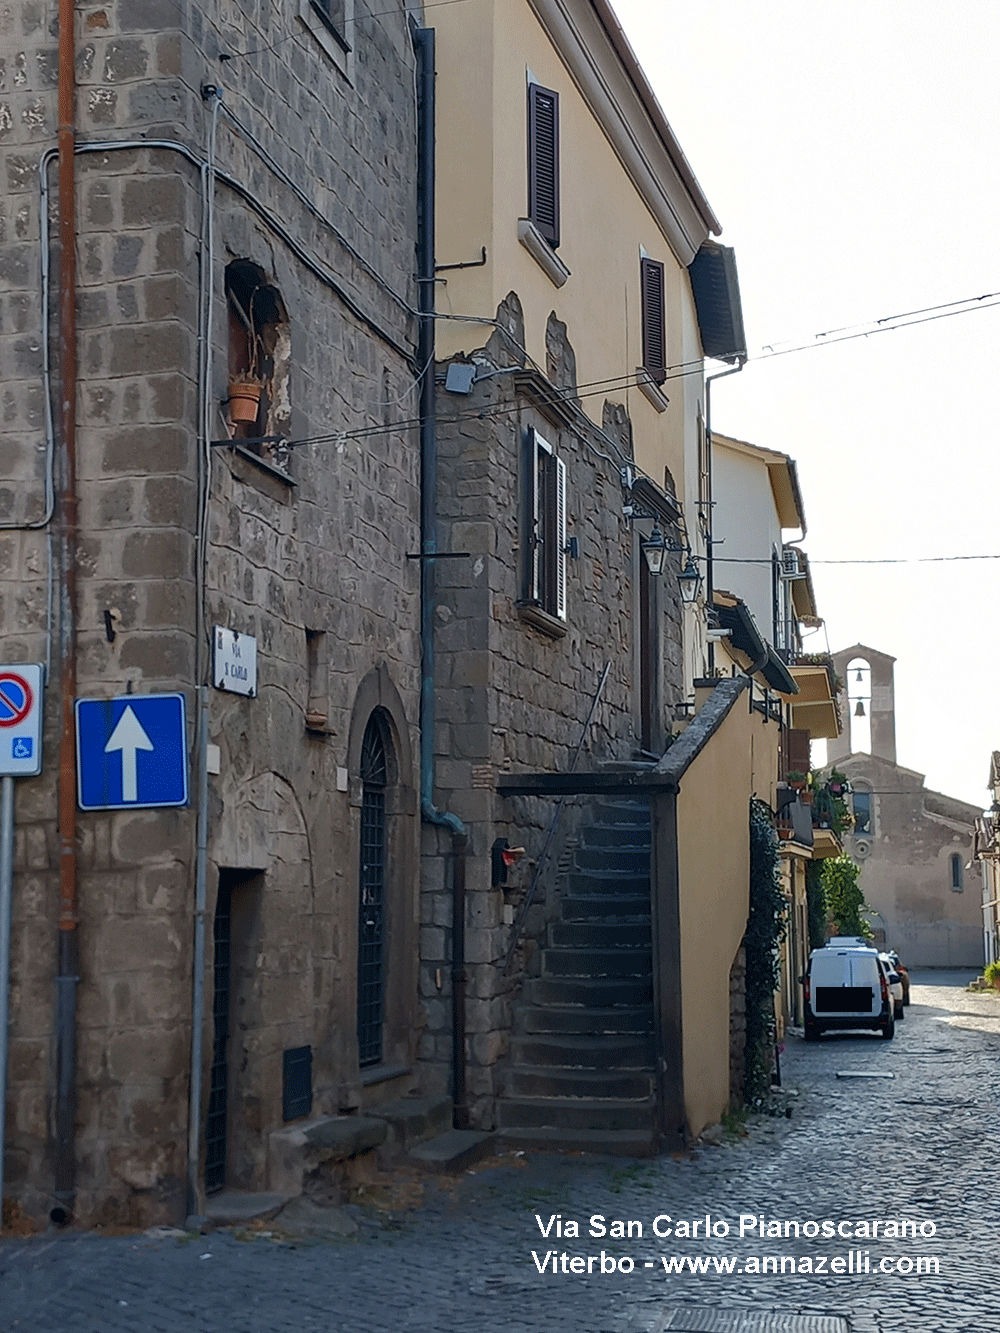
[{"x1": 1, "y1": 972, "x2": 994, "y2": 1333}]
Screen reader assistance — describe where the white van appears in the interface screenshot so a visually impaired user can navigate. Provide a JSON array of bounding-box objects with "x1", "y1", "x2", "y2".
[{"x1": 803, "y1": 941, "x2": 894, "y2": 1041}]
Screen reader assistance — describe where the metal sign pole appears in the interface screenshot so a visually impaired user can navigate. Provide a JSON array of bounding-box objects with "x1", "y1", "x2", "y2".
[{"x1": 0, "y1": 774, "x2": 15, "y2": 1219}]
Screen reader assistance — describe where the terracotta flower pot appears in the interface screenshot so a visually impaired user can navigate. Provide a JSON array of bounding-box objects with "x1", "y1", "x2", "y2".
[{"x1": 228, "y1": 378, "x2": 262, "y2": 423}]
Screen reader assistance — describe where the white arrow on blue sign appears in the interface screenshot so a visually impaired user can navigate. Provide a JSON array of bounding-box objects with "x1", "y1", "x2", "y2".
[{"x1": 75, "y1": 693, "x2": 188, "y2": 810}]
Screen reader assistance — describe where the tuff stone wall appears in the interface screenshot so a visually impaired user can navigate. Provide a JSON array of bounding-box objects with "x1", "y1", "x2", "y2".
[
  {"x1": 419, "y1": 318, "x2": 686, "y2": 1126},
  {"x1": 1, "y1": 2, "x2": 422, "y2": 1225}
]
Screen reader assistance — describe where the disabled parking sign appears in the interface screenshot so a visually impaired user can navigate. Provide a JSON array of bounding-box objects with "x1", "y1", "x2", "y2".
[{"x1": 0, "y1": 665, "x2": 43, "y2": 776}]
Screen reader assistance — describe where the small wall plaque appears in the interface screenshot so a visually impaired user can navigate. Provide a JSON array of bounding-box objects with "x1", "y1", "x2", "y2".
[{"x1": 213, "y1": 626, "x2": 258, "y2": 697}]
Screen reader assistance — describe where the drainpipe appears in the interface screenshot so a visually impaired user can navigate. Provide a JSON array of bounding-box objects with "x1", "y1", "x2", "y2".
[
  {"x1": 704, "y1": 359, "x2": 745, "y2": 674},
  {"x1": 413, "y1": 25, "x2": 470, "y2": 1130},
  {"x1": 53, "y1": 0, "x2": 79, "y2": 1224}
]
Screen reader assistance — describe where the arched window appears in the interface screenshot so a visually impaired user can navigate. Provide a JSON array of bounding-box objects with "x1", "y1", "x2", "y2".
[
  {"x1": 357, "y1": 713, "x2": 390, "y2": 1065},
  {"x1": 950, "y1": 853, "x2": 964, "y2": 893},
  {"x1": 852, "y1": 787, "x2": 872, "y2": 835}
]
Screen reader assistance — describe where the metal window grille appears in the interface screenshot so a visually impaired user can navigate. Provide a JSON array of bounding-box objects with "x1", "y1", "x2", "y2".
[
  {"x1": 282, "y1": 1046, "x2": 313, "y2": 1122},
  {"x1": 357, "y1": 718, "x2": 388, "y2": 1066},
  {"x1": 204, "y1": 879, "x2": 232, "y2": 1194}
]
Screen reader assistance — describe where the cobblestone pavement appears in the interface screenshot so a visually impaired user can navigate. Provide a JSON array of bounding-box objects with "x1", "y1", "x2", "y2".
[{"x1": 2, "y1": 971, "x2": 997, "y2": 1333}]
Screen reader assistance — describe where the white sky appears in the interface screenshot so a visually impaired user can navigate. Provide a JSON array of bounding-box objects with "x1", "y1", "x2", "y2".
[{"x1": 613, "y1": 0, "x2": 1000, "y2": 808}]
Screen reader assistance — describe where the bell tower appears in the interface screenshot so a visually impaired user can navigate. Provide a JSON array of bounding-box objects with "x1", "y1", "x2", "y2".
[{"x1": 826, "y1": 644, "x2": 896, "y2": 765}]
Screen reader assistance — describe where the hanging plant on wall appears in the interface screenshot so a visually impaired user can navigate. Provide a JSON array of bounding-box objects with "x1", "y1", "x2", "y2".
[
  {"x1": 822, "y1": 854, "x2": 870, "y2": 938},
  {"x1": 805, "y1": 859, "x2": 827, "y2": 951},
  {"x1": 743, "y1": 800, "x2": 788, "y2": 1105}
]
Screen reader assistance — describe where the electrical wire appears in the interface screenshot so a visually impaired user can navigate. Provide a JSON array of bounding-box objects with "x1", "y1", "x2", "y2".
[
  {"x1": 274, "y1": 358, "x2": 711, "y2": 452},
  {"x1": 755, "y1": 294, "x2": 1000, "y2": 359},
  {"x1": 713, "y1": 553, "x2": 1000, "y2": 565},
  {"x1": 761, "y1": 291, "x2": 1000, "y2": 348}
]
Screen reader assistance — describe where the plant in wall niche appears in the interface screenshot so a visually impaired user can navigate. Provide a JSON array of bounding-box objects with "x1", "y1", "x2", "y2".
[
  {"x1": 822, "y1": 854, "x2": 870, "y2": 939},
  {"x1": 743, "y1": 800, "x2": 788, "y2": 1106}
]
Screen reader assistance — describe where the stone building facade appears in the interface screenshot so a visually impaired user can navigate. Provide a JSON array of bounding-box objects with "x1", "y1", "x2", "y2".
[
  {"x1": 418, "y1": 304, "x2": 688, "y2": 1125},
  {"x1": 826, "y1": 644, "x2": 982, "y2": 968},
  {"x1": 1, "y1": 1, "x2": 425, "y2": 1225}
]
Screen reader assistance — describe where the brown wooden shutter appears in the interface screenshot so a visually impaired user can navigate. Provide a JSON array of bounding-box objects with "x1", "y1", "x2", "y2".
[
  {"x1": 640, "y1": 257, "x2": 666, "y2": 385},
  {"x1": 528, "y1": 83, "x2": 560, "y2": 248},
  {"x1": 784, "y1": 727, "x2": 812, "y2": 778}
]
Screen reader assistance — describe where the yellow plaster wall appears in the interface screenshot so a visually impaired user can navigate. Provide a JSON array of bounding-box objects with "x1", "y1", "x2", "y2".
[
  {"x1": 676, "y1": 699, "x2": 776, "y2": 1136},
  {"x1": 434, "y1": 0, "x2": 706, "y2": 502}
]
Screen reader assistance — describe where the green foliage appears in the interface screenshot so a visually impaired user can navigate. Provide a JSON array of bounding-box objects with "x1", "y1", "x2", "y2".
[
  {"x1": 805, "y1": 859, "x2": 827, "y2": 950},
  {"x1": 743, "y1": 800, "x2": 788, "y2": 1105},
  {"x1": 983, "y1": 960, "x2": 1000, "y2": 987},
  {"x1": 811, "y1": 769, "x2": 854, "y2": 834},
  {"x1": 822, "y1": 855, "x2": 869, "y2": 938}
]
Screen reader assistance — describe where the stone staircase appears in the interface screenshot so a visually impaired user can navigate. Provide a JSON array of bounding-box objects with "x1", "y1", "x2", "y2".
[{"x1": 499, "y1": 798, "x2": 658, "y2": 1156}]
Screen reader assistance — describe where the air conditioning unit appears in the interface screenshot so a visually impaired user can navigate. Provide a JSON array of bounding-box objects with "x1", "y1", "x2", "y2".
[{"x1": 781, "y1": 548, "x2": 803, "y2": 578}]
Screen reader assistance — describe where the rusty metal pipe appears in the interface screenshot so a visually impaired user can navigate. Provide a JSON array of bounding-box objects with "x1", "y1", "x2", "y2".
[{"x1": 53, "y1": 0, "x2": 79, "y2": 1219}]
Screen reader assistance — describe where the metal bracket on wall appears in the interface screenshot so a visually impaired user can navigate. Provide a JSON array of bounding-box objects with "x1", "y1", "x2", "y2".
[{"x1": 435, "y1": 246, "x2": 487, "y2": 272}]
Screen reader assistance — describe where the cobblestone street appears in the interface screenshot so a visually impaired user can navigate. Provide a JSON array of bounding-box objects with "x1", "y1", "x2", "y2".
[{"x1": 2, "y1": 971, "x2": 996, "y2": 1333}]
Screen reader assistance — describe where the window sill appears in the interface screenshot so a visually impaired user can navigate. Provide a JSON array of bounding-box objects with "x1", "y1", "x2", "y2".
[
  {"x1": 359, "y1": 1062, "x2": 411, "y2": 1087},
  {"x1": 635, "y1": 367, "x2": 669, "y2": 414},
  {"x1": 518, "y1": 219, "x2": 570, "y2": 289},
  {"x1": 517, "y1": 602, "x2": 568, "y2": 639},
  {"x1": 230, "y1": 444, "x2": 297, "y2": 488}
]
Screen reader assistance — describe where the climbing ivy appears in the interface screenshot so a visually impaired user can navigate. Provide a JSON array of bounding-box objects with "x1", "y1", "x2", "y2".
[
  {"x1": 743, "y1": 800, "x2": 788, "y2": 1105},
  {"x1": 805, "y1": 859, "x2": 827, "y2": 950},
  {"x1": 821, "y1": 854, "x2": 869, "y2": 938}
]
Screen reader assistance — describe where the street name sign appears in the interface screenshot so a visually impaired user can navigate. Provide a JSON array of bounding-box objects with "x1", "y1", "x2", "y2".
[
  {"x1": 213, "y1": 626, "x2": 257, "y2": 697},
  {"x1": 76, "y1": 693, "x2": 188, "y2": 810},
  {"x1": 0, "y1": 664, "x2": 43, "y2": 777}
]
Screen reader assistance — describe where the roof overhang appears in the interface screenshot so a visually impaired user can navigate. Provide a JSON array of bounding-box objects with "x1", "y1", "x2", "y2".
[
  {"x1": 715, "y1": 596, "x2": 798, "y2": 695},
  {"x1": 711, "y1": 433, "x2": 805, "y2": 533},
  {"x1": 688, "y1": 242, "x2": 747, "y2": 364}
]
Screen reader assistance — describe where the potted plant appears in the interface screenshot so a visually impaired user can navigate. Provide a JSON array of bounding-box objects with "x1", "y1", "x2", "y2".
[
  {"x1": 786, "y1": 771, "x2": 807, "y2": 791},
  {"x1": 227, "y1": 295, "x2": 264, "y2": 424}
]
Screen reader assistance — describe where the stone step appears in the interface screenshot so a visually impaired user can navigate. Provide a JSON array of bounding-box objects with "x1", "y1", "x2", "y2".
[
  {"x1": 560, "y1": 893, "x2": 650, "y2": 921},
  {"x1": 567, "y1": 870, "x2": 650, "y2": 895},
  {"x1": 527, "y1": 974, "x2": 654, "y2": 1008},
  {"x1": 575, "y1": 847, "x2": 650, "y2": 874},
  {"x1": 586, "y1": 799, "x2": 651, "y2": 826},
  {"x1": 499, "y1": 1095, "x2": 656, "y2": 1133},
  {"x1": 496, "y1": 1125, "x2": 657, "y2": 1157},
  {"x1": 407, "y1": 1129, "x2": 495, "y2": 1173},
  {"x1": 582, "y1": 824, "x2": 651, "y2": 849},
  {"x1": 543, "y1": 946, "x2": 652, "y2": 978},
  {"x1": 511, "y1": 1031, "x2": 655, "y2": 1068},
  {"x1": 368, "y1": 1096, "x2": 451, "y2": 1154},
  {"x1": 505, "y1": 1065, "x2": 655, "y2": 1100},
  {"x1": 549, "y1": 919, "x2": 651, "y2": 948},
  {"x1": 519, "y1": 1004, "x2": 653, "y2": 1035},
  {"x1": 203, "y1": 1191, "x2": 291, "y2": 1227}
]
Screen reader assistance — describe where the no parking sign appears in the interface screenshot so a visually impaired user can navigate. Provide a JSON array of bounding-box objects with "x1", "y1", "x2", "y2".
[{"x1": 0, "y1": 664, "x2": 43, "y2": 776}]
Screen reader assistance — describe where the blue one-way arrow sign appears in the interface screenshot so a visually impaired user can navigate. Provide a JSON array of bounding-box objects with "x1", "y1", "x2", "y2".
[{"x1": 76, "y1": 693, "x2": 188, "y2": 810}]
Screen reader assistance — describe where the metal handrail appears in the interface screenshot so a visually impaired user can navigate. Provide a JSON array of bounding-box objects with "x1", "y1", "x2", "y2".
[{"x1": 503, "y1": 662, "x2": 612, "y2": 973}]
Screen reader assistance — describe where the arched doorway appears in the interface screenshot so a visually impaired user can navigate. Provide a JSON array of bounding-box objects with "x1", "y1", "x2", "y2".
[{"x1": 357, "y1": 711, "x2": 391, "y2": 1066}]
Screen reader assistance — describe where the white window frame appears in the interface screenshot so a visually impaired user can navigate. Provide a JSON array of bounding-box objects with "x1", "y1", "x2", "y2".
[{"x1": 526, "y1": 427, "x2": 567, "y2": 624}]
